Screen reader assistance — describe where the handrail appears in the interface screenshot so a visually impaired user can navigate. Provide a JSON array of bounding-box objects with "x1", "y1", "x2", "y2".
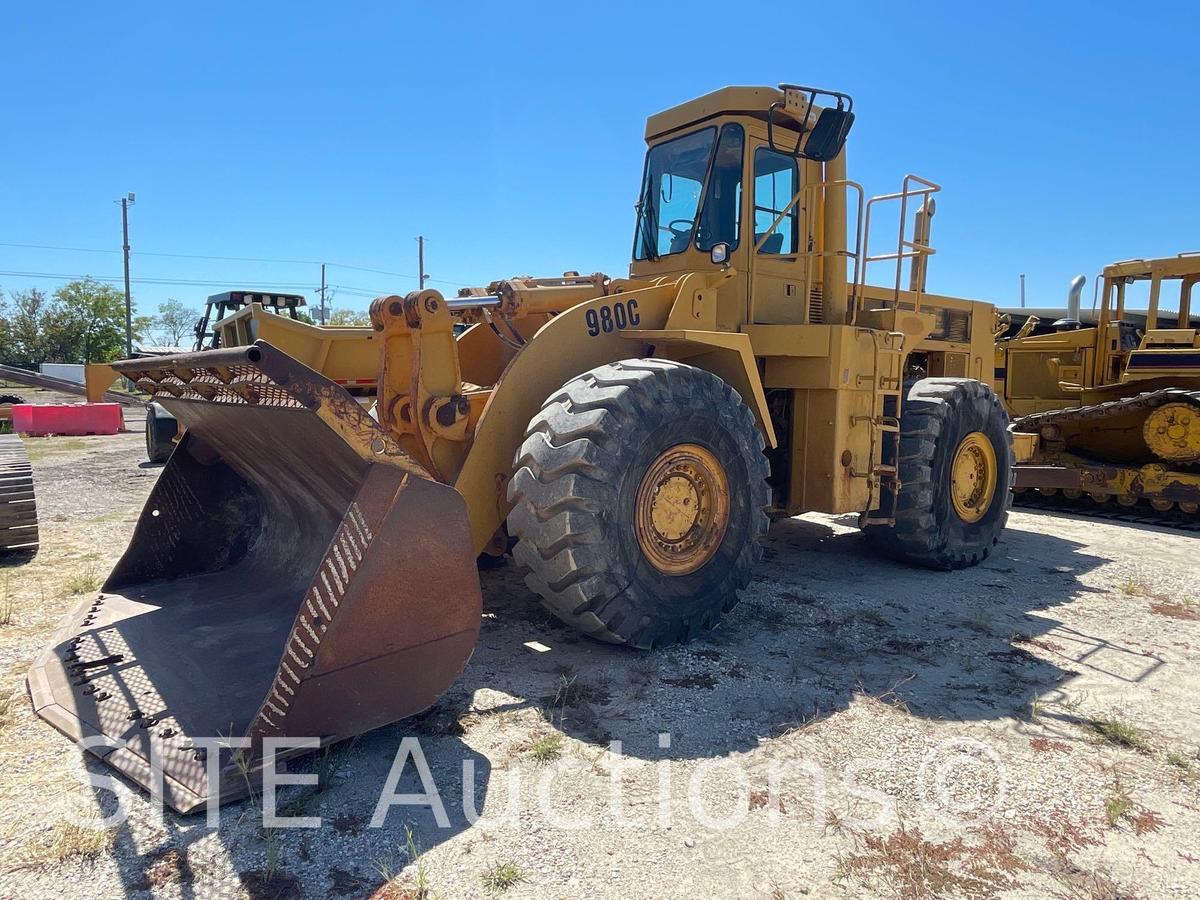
[
  {"x1": 748, "y1": 178, "x2": 865, "y2": 325},
  {"x1": 744, "y1": 171, "x2": 941, "y2": 326},
  {"x1": 857, "y1": 174, "x2": 941, "y2": 316}
]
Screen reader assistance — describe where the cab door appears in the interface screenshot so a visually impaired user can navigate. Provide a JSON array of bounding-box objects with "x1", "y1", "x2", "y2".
[{"x1": 748, "y1": 143, "x2": 811, "y2": 324}]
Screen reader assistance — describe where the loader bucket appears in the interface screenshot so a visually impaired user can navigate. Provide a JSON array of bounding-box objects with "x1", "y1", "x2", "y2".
[{"x1": 27, "y1": 342, "x2": 482, "y2": 814}]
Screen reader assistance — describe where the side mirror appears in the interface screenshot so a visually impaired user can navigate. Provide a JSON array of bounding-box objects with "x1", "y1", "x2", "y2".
[
  {"x1": 802, "y1": 107, "x2": 855, "y2": 162},
  {"x1": 710, "y1": 243, "x2": 730, "y2": 266},
  {"x1": 769, "y1": 86, "x2": 857, "y2": 162}
]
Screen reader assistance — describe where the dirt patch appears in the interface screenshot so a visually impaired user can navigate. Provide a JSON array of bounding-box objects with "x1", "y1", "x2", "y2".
[
  {"x1": 661, "y1": 673, "x2": 720, "y2": 689},
  {"x1": 1029, "y1": 737, "x2": 1072, "y2": 753},
  {"x1": 240, "y1": 869, "x2": 303, "y2": 900},
  {"x1": 1149, "y1": 600, "x2": 1199, "y2": 621}
]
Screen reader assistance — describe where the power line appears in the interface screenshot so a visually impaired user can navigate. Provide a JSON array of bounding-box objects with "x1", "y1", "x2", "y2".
[
  {"x1": 0, "y1": 241, "x2": 120, "y2": 255},
  {"x1": 0, "y1": 270, "x2": 427, "y2": 306},
  {"x1": 0, "y1": 240, "x2": 469, "y2": 287},
  {"x1": 0, "y1": 269, "x2": 319, "y2": 290}
]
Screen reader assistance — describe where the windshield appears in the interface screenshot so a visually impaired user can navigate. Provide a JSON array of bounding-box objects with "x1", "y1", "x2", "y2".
[{"x1": 633, "y1": 127, "x2": 716, "y2": 261}]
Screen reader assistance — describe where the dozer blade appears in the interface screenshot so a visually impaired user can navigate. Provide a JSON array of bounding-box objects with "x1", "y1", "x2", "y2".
[{"x1": 27, "y1": 342, "x2": 482, "y2": 814}]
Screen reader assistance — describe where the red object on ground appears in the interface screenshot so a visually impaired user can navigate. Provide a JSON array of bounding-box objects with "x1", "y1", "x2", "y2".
[{"x1": 11, "y1": 403, "x2": 125, "y2": 436}]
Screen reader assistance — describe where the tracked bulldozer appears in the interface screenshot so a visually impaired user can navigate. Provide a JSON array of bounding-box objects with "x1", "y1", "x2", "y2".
[
  {"x1": 997, "y1": 254, "x2": 1200, "y2": 523},
  {"x1": 30, "y1": 84, "x2": 1012, "y2": 812}
]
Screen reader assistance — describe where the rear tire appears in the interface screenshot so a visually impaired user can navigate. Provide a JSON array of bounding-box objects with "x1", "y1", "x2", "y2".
[
  {"x1": 864, "y1": 377, "x2": 1012, "y2": 569},
  {"x1": 507, "y1": 359, "x2": 770, "y2": 648},
  {"x1": 145, "y1": 403, "x2": 178, "y2": 464}
]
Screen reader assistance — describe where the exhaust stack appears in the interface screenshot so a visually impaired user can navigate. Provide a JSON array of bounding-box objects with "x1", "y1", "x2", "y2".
[{"x1": 1056, "y1": 274, "x2": 1087, "y2": 331}]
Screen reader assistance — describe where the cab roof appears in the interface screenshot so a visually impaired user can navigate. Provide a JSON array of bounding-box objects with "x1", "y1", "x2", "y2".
[
  {"x1": 1103, "y1": 254, "x2": 1200, "y2": 280},
  {"x1": 644, "y1": 86, "x2": 791, "y2": 141},
  {"x1": 205, "y1": 290, "x2": 306, "y2": 308}
]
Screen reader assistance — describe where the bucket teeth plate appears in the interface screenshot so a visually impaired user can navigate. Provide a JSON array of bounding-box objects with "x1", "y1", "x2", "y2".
[{"x1": 28, "y1": 342, "x2": 482, "y2": 813}]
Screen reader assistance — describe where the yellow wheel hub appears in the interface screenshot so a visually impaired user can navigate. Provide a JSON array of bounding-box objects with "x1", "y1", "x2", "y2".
[
  {"x1": 635, "y1": 443, "x2": 730, "y2": 575},
  {"x1": 1143, "y1": 403, "x2": 1200, "y2": 463},
  {"x1": 949, "y1": 432, "x2": 998, "y2": 524}
]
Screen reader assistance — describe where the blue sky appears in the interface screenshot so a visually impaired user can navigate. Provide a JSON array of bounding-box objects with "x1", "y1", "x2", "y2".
[{"x1": 2, "y1": 2, "x2": 1198, "y2": 321}]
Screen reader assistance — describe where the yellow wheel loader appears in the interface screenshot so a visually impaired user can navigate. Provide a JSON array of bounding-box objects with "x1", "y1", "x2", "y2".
[
  {"x1": 997, "y1": 254, "x2": 1200, "y2": 524},
  {"x1": 29, "y1": 84, "x2": 1012, "y2": 812}
]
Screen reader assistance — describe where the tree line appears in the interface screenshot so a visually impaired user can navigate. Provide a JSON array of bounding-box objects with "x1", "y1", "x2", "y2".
[{"x1": 0, "y1": 278, "x2": 371, "y2": 369}]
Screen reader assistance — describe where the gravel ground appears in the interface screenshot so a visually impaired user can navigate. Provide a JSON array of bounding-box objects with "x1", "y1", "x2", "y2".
[{"x1": 0, "y1": 406, "x2": 1197, "y2": 899}]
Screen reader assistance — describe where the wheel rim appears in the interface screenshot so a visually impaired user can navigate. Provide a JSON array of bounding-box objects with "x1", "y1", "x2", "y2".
[
  {"x1": 634, "y1": 443, "x2": 730, "y2": 575},
  {"x1": 949, "y1": 432, "x2": 998, "y2": 524},
  {"x1": 1143, "y1": 402, "x2": 1200, "y2": 463}
]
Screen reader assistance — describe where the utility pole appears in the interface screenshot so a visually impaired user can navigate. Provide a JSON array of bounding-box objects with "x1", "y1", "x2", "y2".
[
  {"x1": 318, "y1": 263, "x2": 327, "y2": 324},
  {"x1": 417, "y1": 235, "x2": 429, "y2": 289},
  {"x1": 1019, "y1": 273, "x2": 1026, "y2": 308},
  {"x1": 117, "y1": 192, "x2": 136, "y2": 356}
]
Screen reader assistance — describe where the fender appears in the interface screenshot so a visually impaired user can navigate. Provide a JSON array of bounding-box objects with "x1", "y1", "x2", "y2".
[
  {"x1": 621, "y1": 329, "x2": 777, "y2": 451},
  {"x1": 453, "y1": 271, "x2": 775, "y2": 552}
]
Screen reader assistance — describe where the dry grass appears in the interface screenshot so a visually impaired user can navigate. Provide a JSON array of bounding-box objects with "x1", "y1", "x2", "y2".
[
  {"x1": 526, "y1": 734, "x2": 563, "y2": 764},
  {"x1": 1103, "y1": 780, "x2": 1165, "y2": 835},
  {"x1": 140, "y1": 848, "x2": 188, "y2": 890},
  {"x1": 1084, "y1": 716, "x2": 1151, "y2": 753},
  {"x1": 833, "y1": 819, "x2": 1027, "y2": 899},
  {"x1": 64, "y1": 567, "x2": 100, "y2": 595},
  {"x1": 1103, "y1": 786, "x2": 1132, "y2": 828},
  {"x1": 1045, "y1": 857, "x2": 1146, "y2": 900},
  {"x1": 965, "y1": 609, "x2": 994, "y2": 634},
  {"x1": 1126, "y1": 807, "x2": 1165, "y2": 837},
  {"x1": 15, "y1": 821, "x2": 115, "y2": 868},
  {"x1": 1117, "y1": 578, "x2": 1190, "y2": 621},
  {"x1": 553, "y1": 673, "x2": 611, "y2": 707},
  {"x1": 481, "y1": 860, "x2": 526, "y2": 894},
  {"x1": 1166, "y1": 750, "x2": 1196, "y2": 777},
  {"x1": 853, "y1": 674, "x2": 915, "y2": 715},
  {"x1": 23, "y1": 439, "x2": 88, "y2": 462},
  {"x1": 1024, "y1": 810, "x2": 1104, "y2": 857},
  {"x1": 1119, "y1": 576, "x2": 1151, "y2": 597},
  {"x1": 0, "y1": 574, "x2": 13, "y2": 626},
  {"x1": 373, "y1": 826, "x2": 431, "y2": 900},
  {"x1": 0, "y1": 691, "x2": 18, "y2": 733}
]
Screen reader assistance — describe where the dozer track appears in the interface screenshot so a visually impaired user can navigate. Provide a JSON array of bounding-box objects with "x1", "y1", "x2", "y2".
[
  {"x1": 1010, "y1": 488, "x2": 1200, "y2": 533},
  {"x1": 1013, "y1": 388, "x2": 1200, "y2": 438},
  {"x1": 27, "y1": 342, "x2": 482, "y2": 813},
  {"x1": 1012, "y1": 388, "x2": 1200, "y2": 524}
]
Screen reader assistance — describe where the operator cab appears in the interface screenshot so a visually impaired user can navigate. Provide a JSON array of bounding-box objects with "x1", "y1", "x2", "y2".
[
  {"x1": 630, "y1": 85, "x2": 855, "y2": 329},
  {"x1": 194, "y1": 290, "x2": 307, "y2": 350},
  {"x1": 1101, "y1": 255, "x2": 1200, "y2": 383}
]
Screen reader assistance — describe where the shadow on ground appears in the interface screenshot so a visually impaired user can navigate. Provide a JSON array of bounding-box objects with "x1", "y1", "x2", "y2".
[
  {"x1": 73, "y1": 513, "x2": 1120, "y2": 899},
  {"x1": 459, "y1": 514, "x2": 1114, "y2": 759}
]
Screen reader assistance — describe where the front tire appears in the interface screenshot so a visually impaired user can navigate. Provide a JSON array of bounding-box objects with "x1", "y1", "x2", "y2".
[
  {"x1": 864, "y1": 377, "x2": 1012, "y2": 569},
  {"x1": 145, "y1": 403, "x2": 178, "y2": 464},
  {"x1": 506, "y1": 359, "x2": 770, "y2": 648}
]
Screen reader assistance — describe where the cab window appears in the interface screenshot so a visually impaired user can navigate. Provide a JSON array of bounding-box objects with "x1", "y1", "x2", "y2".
[
  {"x1": 753, "y1": 148, "x2": 799, "y2": 255},
  {"x1": 633, "y1": 128, "x2": 716, "y2": 261},
  {"x1": 697, "y1": 124, "x2": 744, "y2": 252}
]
